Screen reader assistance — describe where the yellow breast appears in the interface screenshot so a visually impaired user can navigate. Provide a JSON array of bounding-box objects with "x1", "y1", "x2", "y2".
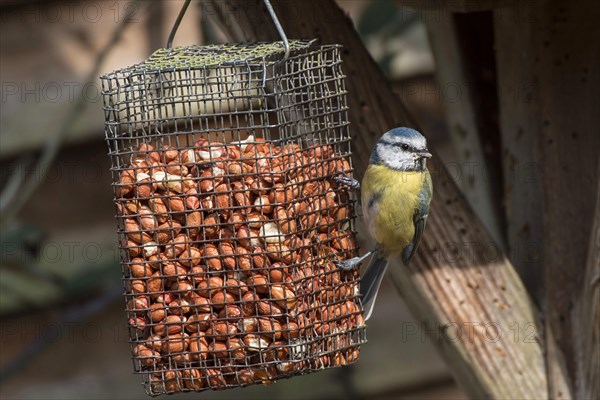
[{"x1": 361, "y1": 165, "x2": 428, "y2": 254}]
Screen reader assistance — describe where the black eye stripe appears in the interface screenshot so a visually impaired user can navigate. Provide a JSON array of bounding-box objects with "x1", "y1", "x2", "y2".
[{"x1": 380, "y1": 140, "x2": 415, "y2": 151}]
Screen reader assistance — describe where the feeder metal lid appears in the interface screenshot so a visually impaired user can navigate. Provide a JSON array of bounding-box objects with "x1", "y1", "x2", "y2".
[{"x1": 101, "y1": 39, "x2": 317, "y2": 79}]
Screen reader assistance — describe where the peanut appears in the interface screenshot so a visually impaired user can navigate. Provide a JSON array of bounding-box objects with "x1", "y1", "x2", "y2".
[
  {"x1": 161, "y1": 332, "x2": 189, "y2": 354},
  {"x1": 186, "y1": 312, "x2": 215, "y2": 332}
]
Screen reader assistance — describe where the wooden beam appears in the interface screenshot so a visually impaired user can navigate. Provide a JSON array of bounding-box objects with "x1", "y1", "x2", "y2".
[{"x1": 211, "y1": 1, "x2": 547, "y2": 398}]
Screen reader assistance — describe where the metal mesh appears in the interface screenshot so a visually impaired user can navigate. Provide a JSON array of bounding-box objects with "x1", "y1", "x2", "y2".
[{"x1": 101, "y1": 40, "x2": 366, "y2": 396}]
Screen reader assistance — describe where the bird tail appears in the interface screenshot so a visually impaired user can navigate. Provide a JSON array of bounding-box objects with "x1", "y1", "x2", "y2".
[{"x1": 360, "y1": 254, "x2": 389, "y2": 321}]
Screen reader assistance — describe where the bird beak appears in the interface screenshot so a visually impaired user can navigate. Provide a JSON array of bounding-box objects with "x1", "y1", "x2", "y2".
[{"x1": 418, "y1": 151, "x2": 432, "y2": 159}]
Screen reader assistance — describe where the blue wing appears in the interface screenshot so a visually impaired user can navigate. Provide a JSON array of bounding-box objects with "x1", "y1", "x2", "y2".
[{"x1": 402, "y1": 172, "x2": 432, "y2": 265}]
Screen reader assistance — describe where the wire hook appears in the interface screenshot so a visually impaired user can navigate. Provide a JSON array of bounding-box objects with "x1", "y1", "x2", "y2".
[
  {"x1": 263, "y1": 0, "x2": 290, "y2": 60},
  {"x1": 166, "y1": 0, "x2": 191, "y2": 49}
]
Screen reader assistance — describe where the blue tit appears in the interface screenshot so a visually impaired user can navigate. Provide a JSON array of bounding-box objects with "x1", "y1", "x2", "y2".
[{"x1": 335, "y1": 127, "x2": 433, "y2": 320}]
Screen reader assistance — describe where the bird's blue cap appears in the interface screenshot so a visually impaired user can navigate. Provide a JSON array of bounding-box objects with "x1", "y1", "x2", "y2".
[{"x1": 381, "y1": 127, "x2": 425, "y2": 143}]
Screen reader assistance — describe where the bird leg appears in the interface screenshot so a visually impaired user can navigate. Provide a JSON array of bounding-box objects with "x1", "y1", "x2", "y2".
[{"x1": 334, "y1": 249, "x2": 374, "y2": 270}]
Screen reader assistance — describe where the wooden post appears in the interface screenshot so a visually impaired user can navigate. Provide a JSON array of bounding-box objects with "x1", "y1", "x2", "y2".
[
  {"x1": 577, "y1": 160, "x2": 599, "y2": 400},
  {"x1": 425, "y1": 11, "x2": 506, "y2": 248},
  {"x1": 211, "y1": 1, "x2": 548, "y2": 398},
  {"x1": 494, "y1": 3, "x2": 545, "y2": 306},
  {"x1": 495, "y1": 1, "x2": 600, "y2": 397}
]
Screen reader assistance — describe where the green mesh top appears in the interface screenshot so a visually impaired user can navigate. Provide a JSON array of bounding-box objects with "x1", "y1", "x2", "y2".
[{"x1": 102, "y1": 40, "x2": 316, "y2": 78}]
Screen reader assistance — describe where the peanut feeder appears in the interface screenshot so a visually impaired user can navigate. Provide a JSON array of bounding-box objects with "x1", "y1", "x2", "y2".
[{"x1": 101, "y1": 36, "x2": 366, "y2": 396}]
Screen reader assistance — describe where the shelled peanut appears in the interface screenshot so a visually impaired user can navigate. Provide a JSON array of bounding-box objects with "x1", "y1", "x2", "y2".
[{"x1": 116, "y1": 137, "x2": 366, "y2": 393}]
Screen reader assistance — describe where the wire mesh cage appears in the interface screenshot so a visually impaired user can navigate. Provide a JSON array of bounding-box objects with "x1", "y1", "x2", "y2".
[{"x1": 101, "y1": 39, "x2": 366, "y2": 396}]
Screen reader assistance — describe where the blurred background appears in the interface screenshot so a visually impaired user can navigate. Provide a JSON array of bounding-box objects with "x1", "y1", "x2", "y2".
[{"x1": 4, "y1": 0, "x2": 587, "y2": 398}]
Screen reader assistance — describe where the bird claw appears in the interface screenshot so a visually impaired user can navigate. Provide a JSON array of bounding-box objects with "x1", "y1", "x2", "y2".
[
  {"x1": 334, "y1": 172, "x2": 360, "y2": 191},
  {"x1": 333, "y1": 257, "x2": 362, "y2": 271},
  {"x1": 333, "y1": 249, "x2": 376, "y2": 271}
]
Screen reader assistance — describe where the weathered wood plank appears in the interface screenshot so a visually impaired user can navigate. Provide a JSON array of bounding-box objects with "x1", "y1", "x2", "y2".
[
  {"x1": 495, "y1": 0, "x2": 600, "y2": 397},
  {"x1": 535, "y1": 3, "x2": 600, "y2": 394},
  {"x1": 493, "y1": 2, "x2": 544, "y2": 306},
  {"x1": 425, "y1": 11, "x2": 505, "y2": 248},
  {"x1": 577, "y1": 162, "x2": 599, "y2": 400}
]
